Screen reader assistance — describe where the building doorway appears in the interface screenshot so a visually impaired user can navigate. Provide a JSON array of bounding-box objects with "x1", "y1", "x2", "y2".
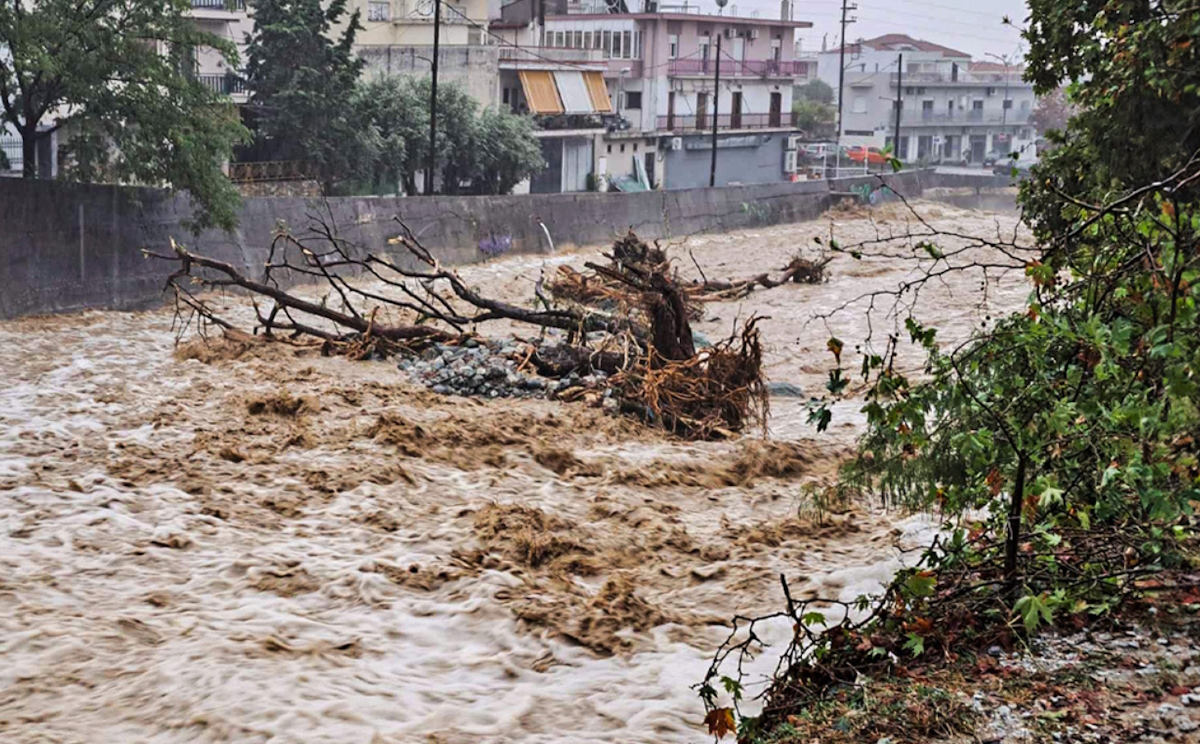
[
  {"x1": 696, "y1": 91, "x2": 709, "y2": 130},
  {"x1": 769, "y1": 91, "x2": 782, "y2": 127},
  {"x1": 730, "y1": 91, "x2": 743, "y2": 129}
]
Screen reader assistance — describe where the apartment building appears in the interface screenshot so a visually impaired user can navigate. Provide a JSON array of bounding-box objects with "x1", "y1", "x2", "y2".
[
  {"x1": 495, "y1": 0, "x2": 812, "y2": 190},
  {"x1": 817, "y1": 34, "x2": 1036, "y2": 164},
  {"x1": 189, "y1": 0, "x2": 253, "y2": 104}
]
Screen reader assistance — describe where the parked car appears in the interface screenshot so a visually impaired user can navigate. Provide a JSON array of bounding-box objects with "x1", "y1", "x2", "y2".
[
  {"x1": 992, "y1": 156, "x2": 1037, "y2": 178},
  {"x1": 801, "y1": 142, "x2": 843, "y2": 159},
  {"x1": 846, "y1": 146, "x2": 889, "y2": 165},
  {"x1": 982, "y1": 149, "x2": 1009, "y2": 167}
]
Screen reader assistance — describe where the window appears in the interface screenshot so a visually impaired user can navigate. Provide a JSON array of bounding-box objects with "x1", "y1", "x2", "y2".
[
  {"x1": 575, "y1": 31, "x2": 583, "y2": 48},
  {"x1": 771, "y1": 38, "x2": 781, "y2": 61},
  {"x1": 917, "y1": 87, "x2": 926, "y2": 95},
  {"x1": 668, "y1": 34, "x2": 679, "y2": 58},
  {"x1": 622, "y1": 31, "x2": 632, "y2": 59},
  {"x1": 367, "y1": 1, "x2": 389, "y2": 21},
  {"x1": 972, "y1": 100, "x2": 984, "y2": 110},
  {"x1": 625, "y1": 91, "x2": 642, "y2": 109},
  {"x1": 633, "y1": 143, "x2": 639, "y2": 152},
  {"x1": 593, "y1": 32, "x2": 602, "y2": 49},
  {"x1": 607, "y1": 144, "x2": 612, "y2": 153},
  {"x1": 555, "y1": 31, "x2": 565, "y2": 47},
  {"x1": 1003, "y1": 99, "x2": 1013, "y2": 110},
  {"x1": 602, "y1": 31, "x2": 611, "y2": 57},
  {"x1": 620, "y1": 144, "x2": 626, "y2": 153},
  {"x1": 503, "y1": 88, "x2": 510, "y2": 104},
  {"x1": 851, "y1": 95, "x2": 867, "y2": 114},
  {"x1": 565, "y1": 31, "x2": 574, "y2": 48},
  {"x1": 633, "y1": 31, "x2": 641, "y2": 58},
  {"x1": 584, "y1": 31, "x2": 591, "y2": 49}
]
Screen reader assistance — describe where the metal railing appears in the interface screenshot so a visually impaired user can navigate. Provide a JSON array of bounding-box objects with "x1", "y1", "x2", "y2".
[
  {"x1": 196, "y1": 74, "x2": 248, "y2": 95},
  {"x1": 672, "y1": 58, "x2": 811, "y2": 77},
  {"x1": 192, "y1": 0, "x2": 246, "y2": 10},
  {"x1": 498, "y1": 47, "x2": 606, "y2": 64},
  {"x1": 889, "y1": 71, "x2": 1026, "y2": 86},
  {"x1": 906, "y1": 110, "x2": 1030, "y2": 125},
  {"x1": 228, "y1": 160, "x2": 314, "y2": 184},
  {"x1": 656, "y1": 111, "x2": 795, "y2": 131},
  {"x1": 1, "y1": 136, "x2": 21, "y2": 171},
  {"x1": 668, "y1": 58, "x2": 809, "y2": 77}
]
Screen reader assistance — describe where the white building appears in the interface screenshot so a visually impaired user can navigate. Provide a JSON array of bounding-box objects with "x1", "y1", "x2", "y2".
[{"x1": 817, "y1": 34, "x2": 1036, "y2": 163}]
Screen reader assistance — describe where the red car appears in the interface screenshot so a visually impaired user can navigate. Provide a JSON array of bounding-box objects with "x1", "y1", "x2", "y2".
[{"x1": 846, "y1": 146, "x2": 889, "y2": 165}]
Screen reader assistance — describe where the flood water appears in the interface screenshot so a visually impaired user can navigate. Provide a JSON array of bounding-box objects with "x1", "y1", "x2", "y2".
[{"x1": 0, "y1": 201, "x2": 1028, "y2": 743}]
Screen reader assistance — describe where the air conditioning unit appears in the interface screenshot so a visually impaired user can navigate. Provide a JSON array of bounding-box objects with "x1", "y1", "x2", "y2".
[
  {"x1": 724, "y1": 27, "x2": 736, "y2": 39},
  {"x1": 786, "y1": 135, "x2": 802, "y2": 150},
  {"x1": 670, "y1": 136, "x2": 683, "y2": 151},
  {"x1": 784, "y1": 149, "x2": 798, "y2": 173},
  {"x1": 749, "y1": 28, "x2": 759, "y2": 39}
]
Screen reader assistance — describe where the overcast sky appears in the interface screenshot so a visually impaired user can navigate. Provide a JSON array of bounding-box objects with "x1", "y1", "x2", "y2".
[{"x1": 718, "y1": 0, "x2": 1030, "y2": 60}]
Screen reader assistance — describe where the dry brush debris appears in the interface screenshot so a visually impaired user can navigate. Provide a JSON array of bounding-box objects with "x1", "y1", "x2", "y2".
[{"x1": 150, "y1": 220, "x2": 806, "y2": 439}]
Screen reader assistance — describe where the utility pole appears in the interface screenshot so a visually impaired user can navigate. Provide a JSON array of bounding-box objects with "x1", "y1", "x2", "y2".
[
  {"x1": 893, "y1": 53, "x2": 902, "y2": 161},
  {"x1": 834, "y1": 0, "x2": 857, "y2": 146},
  {"x1": 709, "y1": 33, "x2": 721, "y2": 188},
  {"x1": 425, "y1": 0, "x2": 442, "y2": 195}
]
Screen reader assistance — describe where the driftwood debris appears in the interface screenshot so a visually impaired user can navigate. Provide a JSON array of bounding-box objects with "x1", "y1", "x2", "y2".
[{"x1": 150, "y1": 221, "x2": 788, "y2": 439}]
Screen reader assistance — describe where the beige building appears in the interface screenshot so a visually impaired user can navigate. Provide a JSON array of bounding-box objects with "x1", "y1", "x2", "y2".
[
  {"x1": 352, "y1": 0, "x2": 491, "y2": 46},
  {"x1": 188, "y1": 0, "x2": 253, "y2": 104}
]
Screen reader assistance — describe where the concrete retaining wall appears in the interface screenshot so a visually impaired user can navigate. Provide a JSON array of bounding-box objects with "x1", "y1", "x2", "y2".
[{"x1": 0, "y1": 170, "x2": 934, "y2": 319}]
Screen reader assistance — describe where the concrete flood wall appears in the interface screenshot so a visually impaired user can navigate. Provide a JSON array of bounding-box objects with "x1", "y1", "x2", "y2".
[{"x1": 0, "y1": 171, "x2": 930, "y2": 319}]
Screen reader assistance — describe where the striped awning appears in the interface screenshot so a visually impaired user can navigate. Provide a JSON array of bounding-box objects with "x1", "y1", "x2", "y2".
[
  {"x1": 518, "y1": 70, "x2": 563, "y2": 115},
  {"x1": 553, "y1": 71, "x2": 593, "y2": 114},
  {"x1": 583, "y1": 71, "x2": 613, "y2": 114}
]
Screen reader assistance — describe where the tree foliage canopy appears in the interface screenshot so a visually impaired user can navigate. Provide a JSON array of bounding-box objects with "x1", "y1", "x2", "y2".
[
  {"x1": 0, "y1": 0, "x2": 249, "y2": 230},
  {"x1": 350, "y1": 76, "x2": 544, "y2": 196},
  {"x1": 244, "y1": 0, "x2": 369, "y2": 186},
  {"x1": 821, "y1": 0, "x2": 1200, "y2": 588}
]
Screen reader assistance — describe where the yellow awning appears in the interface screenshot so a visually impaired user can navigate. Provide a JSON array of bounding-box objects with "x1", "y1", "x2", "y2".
[
  {"x1": 519, "y1": 70, "x2": 564, "y2": 115},
  {"x1": 583, "y1": 71, "x2": 613, "y2": 114}
]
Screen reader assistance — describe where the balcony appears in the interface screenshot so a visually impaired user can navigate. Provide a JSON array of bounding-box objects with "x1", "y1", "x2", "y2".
[
  {"x1": 667, "y1": 58, "x2": 809, "y2": 78},
  {"x1": 904, "y1": 110, "x2": 1030, "y2": 126},
  {"x1": 888, "y1": 71, "x2": 1026, "y2": 87},
  {"x1": 656, "y1": 111, "x2": 796, "y2": 132},
  {"x1": 498, "y1": 46, "x2": 607, "y2": 68},
  {"x1": 192, "y1": 0, "x2": 245, "y2": 7},
  {"x1": 197, "y1": 73, "x2": 248, "y2": 97}
]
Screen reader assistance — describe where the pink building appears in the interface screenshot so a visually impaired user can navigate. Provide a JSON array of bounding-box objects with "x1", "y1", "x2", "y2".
[{"x1": 498, "y1": 0, "x2": 814, "y2": 191}]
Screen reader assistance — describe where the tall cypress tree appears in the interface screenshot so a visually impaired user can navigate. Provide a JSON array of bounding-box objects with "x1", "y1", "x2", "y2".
[{"x1": 244, "y1": 0, "x2": 369, "y2": 188}]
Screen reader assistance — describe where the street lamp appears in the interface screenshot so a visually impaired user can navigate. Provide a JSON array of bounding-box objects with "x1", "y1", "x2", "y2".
[
  {"x1": 616, "y1": 66, "x2": 631, "y2": 121},
  {"x1": 985, "y1": 51, "x2": 1013, "y2": 154}
]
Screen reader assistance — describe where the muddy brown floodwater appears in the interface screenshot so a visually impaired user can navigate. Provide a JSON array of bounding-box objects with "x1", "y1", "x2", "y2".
[{"x1": 0, "y1": 202, "x2": 1028, "y2": 743}]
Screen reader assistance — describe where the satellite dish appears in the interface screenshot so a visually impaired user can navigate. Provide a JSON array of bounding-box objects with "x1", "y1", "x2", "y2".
[{"x1": 715, "y1": 0, "x2": 728, "y2": 7}]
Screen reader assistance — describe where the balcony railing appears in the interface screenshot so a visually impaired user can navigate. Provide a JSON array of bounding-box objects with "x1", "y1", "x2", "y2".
[
  {"x1": 229, "y1": 160, "x2": 313, "y2": 184},
  {"x1": 668, "y1": 58, "x2": 809, "y2": 78},
  {"x1": 498, "y1": 47, "x2": 606, "y2": 64},
  {"x1": 656, "y1": 111, "x2": 795, "y2": 132},
  {"x1": 192, "y1": 0, "x2": 245, "y2": 9},
  {"x1": 197, "y1": 73, "x2": 248, "y2": 96},
  {"x1": 889, "y1": 71, "x2": 1026, "y2": 86},
  {"x1": 906, "y1": 110, "x2": 1030, "y2": 125}
]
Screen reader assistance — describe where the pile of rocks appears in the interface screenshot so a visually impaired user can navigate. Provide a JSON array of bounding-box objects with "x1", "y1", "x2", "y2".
[{"x1": 398, "y1": 338, "x2": 612, "y2": 402}]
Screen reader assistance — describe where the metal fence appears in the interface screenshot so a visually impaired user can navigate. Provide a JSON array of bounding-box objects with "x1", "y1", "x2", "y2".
[
  {"x1": 0, "y1": 136, "x2": 21, "y2": 172},
  {"x1": 228, "y1": 160, "x2": 314, "y2": 183}
]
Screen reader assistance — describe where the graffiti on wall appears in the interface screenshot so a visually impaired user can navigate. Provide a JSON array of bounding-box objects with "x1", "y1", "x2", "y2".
[{"x1": 478, "y1": 234, "x2": 513, "y2": 257}]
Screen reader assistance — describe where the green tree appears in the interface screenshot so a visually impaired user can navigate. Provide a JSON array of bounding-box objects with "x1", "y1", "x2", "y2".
[
  {"x1": 471, "y1": 106, "x2": 543, "y2": 195},
  {"x1": 792, "y1": 99, "x2": 835, "y2": 134},
  {"x1": 0, "y1": 0, "x2": 249, "y2": 230},
  {"x1": 352, "y1": 76, "x2": 543, "y2": 196},
  {"x1": 819, "y1": 0, "x2": 1200, "y2": 591},
  {"x1": 795, "y1": 78, "x2": 835, "y2": 105},
  {"x1": 244, "y1": 0, "x2": 372, "y2": 189}
]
